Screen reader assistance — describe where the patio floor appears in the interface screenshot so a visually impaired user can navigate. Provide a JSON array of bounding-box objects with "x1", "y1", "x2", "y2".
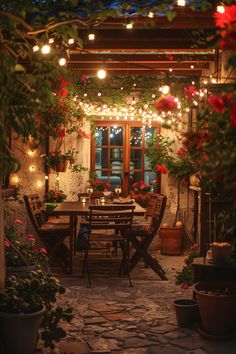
[{"x1": 39, "y1": 252, "x2": 236, "y2": 354}]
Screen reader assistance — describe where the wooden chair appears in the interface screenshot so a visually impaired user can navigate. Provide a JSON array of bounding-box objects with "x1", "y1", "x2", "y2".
[
  {"x1": 132, "y1": 194, "x2": 160, "y2": 227},
  {"x1": 79, "y1": 204, "x2": 135, "y2": 287},
  {"x1": 126, "y1": 195, "x2": 168, "y2": 280},
  {"x1": 24, "y1": 194, "x2": 73, "y2": 274}
]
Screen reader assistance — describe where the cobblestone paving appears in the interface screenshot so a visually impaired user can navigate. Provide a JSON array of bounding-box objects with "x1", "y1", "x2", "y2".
[{"x1": 40, "y1": 253, "x2": 236, "y2": 354}]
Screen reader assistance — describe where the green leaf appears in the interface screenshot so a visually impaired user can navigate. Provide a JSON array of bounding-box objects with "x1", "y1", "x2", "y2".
[{"x1": 165, "y1": 11, "x2": 176, "y2": 22}]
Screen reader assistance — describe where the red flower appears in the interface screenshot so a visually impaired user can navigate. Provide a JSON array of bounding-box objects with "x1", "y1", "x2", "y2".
[
  {"x1": 230, "y1": 98, "x2": 236, "y2": 128},
  {"x1": 14, "y1": 219, "x2": 22, "y2": 225},
  {"x1": 177, "y1": 149, "x2": 185, "y2": 156},
  {"x1": 208, "y1": 94, "x2": 227, "y2": 113},
  {"x1": 166, "y1": 54, "x2": 174, "y2": 61},
  {"x1": 156, "y1": 95, "x2": 178, "y2": 112},
  {"x1": 105, "y1": 182, "x2": 111, "y2": 188},
  {"x1": 184, "y1": 85, "x2": 196, "y2": 100},
  {"x1": 40, "y1": 248, "x2": 47, "y2": 254},
  {"x1": 27, "y1": 235, "x2": 35, "y2": 242},
  {"x1": 156, "y1": 165, "x2": 168, "y2": 174},
  {"x1": 4, "y1": 240, "x2": 10, "y2": 248},
  {"x1": 58, "y1": 88, "x2": 68, "y2": 99},
  {"x1": 214, "y1": 5, "x2": 236, "y2": 28}
]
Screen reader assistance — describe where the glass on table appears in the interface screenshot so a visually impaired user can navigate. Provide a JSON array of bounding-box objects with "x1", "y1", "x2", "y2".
[
  {"x1": 114, "y1": 185, "x2": 122, "y2": 198},
  {"x1": 86, "y1": 187, "x2": 93, "y2": 197}
]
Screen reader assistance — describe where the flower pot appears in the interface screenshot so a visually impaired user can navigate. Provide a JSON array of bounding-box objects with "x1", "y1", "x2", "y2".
[
  {"x1": 159, "y1": 227, "x2": 183, "y2": 255},
  {"x1": 210, "y1": 244, "x2": 232, "y2": 264},
  {"x1": 54, "y1": 160, "x2": 69, "y2": 172},
  {"x1": 6, "y1": 264, "x2": 38, "y2": 278},
  {"x1": 0, "y1": 306, "x2": 46, "y2": 354},
  {"x1": 173, "y1": 299, "x2": 200, "y2": 328},
  {"x1": 193, "y1": 282, "x2": 236, "y2": 336}
]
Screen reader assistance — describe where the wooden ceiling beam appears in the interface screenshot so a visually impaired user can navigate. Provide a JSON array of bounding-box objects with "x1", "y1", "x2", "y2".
[{"x1": 68, "y1": 54, "x2": 215, "y2": 63}]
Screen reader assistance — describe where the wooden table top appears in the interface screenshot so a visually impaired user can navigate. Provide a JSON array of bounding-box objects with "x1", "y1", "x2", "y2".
[{"x1": 54, "y1": 200, "x2": 145, "y2": 216}]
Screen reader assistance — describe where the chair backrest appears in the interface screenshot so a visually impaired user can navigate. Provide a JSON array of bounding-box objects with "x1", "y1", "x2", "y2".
[
  {"x1": 144, "y1": 194, "x2": 160, "y2": 220},
  {"x1": 150, "y1": 195, "x2": 167, "y2": 236},
  {"x1": 89, "y1": 205, "x2": 135, "y2": 231},
  {"x1": 24, "y1": 194, "x2": 48, "y2": 233}
]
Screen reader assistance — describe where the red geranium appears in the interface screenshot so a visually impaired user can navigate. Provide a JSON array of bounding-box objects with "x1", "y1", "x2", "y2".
[
  {"x1": 184, "y1": 85, "x2": 196, "y2": 100},
  {"x1": 230, "y1": 98, "x2": 236, "y2": 128},
  {"x1": 156, "y1": 165, "x2": 168, "y2": 174},
  {"x1": 214, "y1": 5, "x2": 236, "y2": 28},
  {"x1": 156, "y1": 95, "x2": 178, "y2": 112},
  {"x1": 208, "y1": 94, "x2": 227, "y2": 113}
]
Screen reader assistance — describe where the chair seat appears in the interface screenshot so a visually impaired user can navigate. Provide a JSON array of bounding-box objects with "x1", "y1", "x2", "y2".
[
  {"x1": 48, "y1": 216, "x2": 70, "y2": 224},
  {"x1": 90, "y1": 233, "x2": 124, "y2": 242},
  {"x1": 39, "y1": 223, "x2": 71, "y2": 233},
  {"x1": 131, "y1": 223, "x2": 152, "y2": 234}
]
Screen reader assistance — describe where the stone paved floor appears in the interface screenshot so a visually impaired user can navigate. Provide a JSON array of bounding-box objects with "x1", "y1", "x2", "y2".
[{"x1": 40, "y1": 252, "x2": 236, "y2": 354}]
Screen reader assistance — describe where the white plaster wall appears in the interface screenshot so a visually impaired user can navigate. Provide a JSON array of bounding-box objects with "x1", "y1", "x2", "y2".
[{"x1": 48, "y1": 121, "x2": 91, "y2": 199}]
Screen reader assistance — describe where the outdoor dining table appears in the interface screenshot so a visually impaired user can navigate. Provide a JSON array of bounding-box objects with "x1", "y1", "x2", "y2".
[{"x1": 53, "y1": 200, "x2": 146, "y2": 273}]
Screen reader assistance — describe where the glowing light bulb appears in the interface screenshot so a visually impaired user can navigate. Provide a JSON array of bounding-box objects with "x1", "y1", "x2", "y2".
[
  {"x1": 41, "y1": 44, "x2": 51, "y2": 54},
  {"x1": 37, "y1": 180, "x2": 43, "y2": 188},
  {"x1": 68, "y1": 38, "x2": 75, "y2": 44},
  {"x1": 84, "y1": 93, "x2": 87, "y2": 97},
  {"x1": 29, "y1": 165, "x2": 36, "y2": 172},
  {"x1": 177, "y1": 0, "x2": 186, "y2": 6},
  {"x1": 33, "y1": 45, "x2": 39, "y2": 52},
  {"x1": 162, "y1": 85, "x2": 170, "y2": 94},
  {"x1": 27, "y1": 150, "x2": 34, "y2": 156},
  {"x1": 58, "y1": 57, "x2": 66, "y2": 66},
  {"x1": 192, "y1": 81, "x2": 195, "y2": 85},
  {"x1": 11, "y1": 175, "x2": 20, "y2": 184},
  {"x1": 126, "y1": 23, "x2": 133, "y2": 29},
  {"x1": 190, "y1": 65, "x2": 194, "y2": 69},
  {"x1": 97, "y1": 69, "x2": 106, "y2": 79},
  {"x1": 88, "y1": 33, "x2": 95, "y2": 41},
  {"x1": 169, "y1": 68, "x2": 173, "y2": 72},
  {"x1": 48, "y1": 38, "x2": 54, "y2": 44},
  {"x1": 98, "y1": 92, "x2": 102, "y2": 97},
  {"x1": 148, "y1": 12, "x2": 154, "y2": 18},
  {"x1": 217, "y1": 5, "x2": 225, "y2": 14},
  {"x1": 45, "y1": 175, "x2": 49, "y2": 180}
]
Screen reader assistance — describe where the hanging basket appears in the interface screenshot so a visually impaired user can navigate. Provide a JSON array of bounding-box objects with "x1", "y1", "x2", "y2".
[{"x1": 53, "y1": 160, "x2": 69, "y2": 172}]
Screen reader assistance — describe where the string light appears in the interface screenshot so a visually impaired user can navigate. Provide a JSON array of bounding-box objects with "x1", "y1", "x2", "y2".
[
  {"x1": 68, "y1": 38, "x2": 75, "y2": 45},
  {"x1": 148, "y1": 12, "x2": 154, "y2": 18},
  {"x1": 98, "y1": 92, "x2": 102, "y2": 96},
  {"x1": 41, "y1": 44, "x2": 51, "y2": 54},
  {"x1": 88, "y1": 32, "x2": 95, "y2": 41},
  {"x1": 126, "y1": 23, "x2": 133, "y2": 29},
  {"x1": 11, "y1": 175, "x2": 20, "y2": 185},
  {"x1": 48, "y1": 38, "x2": 54, "y2": 44},
  {"x1": 190, "y1": 65, "x2": 194, "y2": 69},
  {"x1": 177, "y1": 0, "x2": 186, "y2": 6},
  {"x1": 45, "y1": 175, "x2": 49, "y2": 180},
  {"x1": 169, "y1": 68, "x2": 173, "y2": 72},
  {"x1": 33, "y1": 45, "x2": 39, "y2": 52},
  {"x1": 162, "y1": 85, "x2": 170, "y2": 94},
  {"x1": 97, "y1": 69, "x2": 107, "y2": 79},
  {"x1": 58, "y1": 57, "x2": 66, "y2": 66},
  {"x1": 37, "y1": 180, "x2": 43, "y2": 188},
  {"x1": 27, "y1": 150, "x2": 35, "y2": 156},
  {"x1": 29, "y1": 165, "x2": 36, "y2": 172},
  {"x1": 217, "y1": 5, "x2": 225, "y2": 14}
]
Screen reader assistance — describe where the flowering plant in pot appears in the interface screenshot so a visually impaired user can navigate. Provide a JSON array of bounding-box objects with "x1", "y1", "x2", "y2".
[
  {"x1": 4, "y1": 220, "x2": 48, "y2": 272},
  {"x1": 130, "y1": 181, "x2": 152, "y2": 207},
  {"x1": 146, "y1": 135, "x2": 196, "y2": 254},
  {"x1": 43, "y1": 149, "x2": 87, "y2": 173},
  {"x1": 44, "y1": 189, "x2": 67, "y2": 214},
  {"x1": 0, "y1": 270, "x2": 73, "y2": 353}
]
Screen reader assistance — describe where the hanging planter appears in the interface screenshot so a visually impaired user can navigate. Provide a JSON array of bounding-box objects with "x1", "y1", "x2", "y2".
[{"x1": 54, "y1": 160, "x2": 69, "y2": 172}]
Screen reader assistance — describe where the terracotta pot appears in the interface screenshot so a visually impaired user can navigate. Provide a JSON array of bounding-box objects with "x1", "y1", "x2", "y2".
[
  {"x1": 159, "y1": 227, "x2": 183, "y2": 255},
  {"x1": 54, "y1": 160, "x2": 69, "y2": 172},
  {"x1": 194, "y1": 282, "x2": 236, "y2": 336}
]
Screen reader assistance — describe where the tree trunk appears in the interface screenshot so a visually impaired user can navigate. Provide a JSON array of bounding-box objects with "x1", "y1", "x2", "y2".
[{"x1": 0, "y1": 184, "x2": 6, "y2": 289}]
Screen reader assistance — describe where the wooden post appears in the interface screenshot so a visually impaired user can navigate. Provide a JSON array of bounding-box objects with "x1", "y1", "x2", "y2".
[{"x1": 0, "y1": 184, "x2": 6, "y2": 289}]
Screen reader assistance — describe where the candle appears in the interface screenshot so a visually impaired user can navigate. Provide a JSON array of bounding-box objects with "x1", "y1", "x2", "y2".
[
  {"x1": 100, "y1": 197, "x2": 105, "y2": 203},
  {"x1": 81, "y1": 197, "x2": 86, "y2": 203}
]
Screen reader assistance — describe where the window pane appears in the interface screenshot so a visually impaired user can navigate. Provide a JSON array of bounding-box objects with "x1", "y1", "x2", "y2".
[
  {"x1": 130, "y1": 171, "x2": 143, "y2": 188},
  {"x1": 130, "y1": 127, "x2": 143, "y2": 147},
  {"x1": 145, "y1": 127, "x2": 156, "y2": 147},
  {"x1": 110, "y1": 173, "x2": 122, "y2": 192},
  {"x1": 111, "y1": 148, "x2": 123, "y2": 172},
  {"x1": 110, "y1": 126, "x2": 123, "y2": 146},
  {"x1": 144, "y1": 155, "x2": 152, "y2": 170},
  {"x1": 144, "y1": 171, "x2": 157, "y2": 185},
  {"x1": 95, "y1": 127, "x2": 108, "y2": 146},
  {"x1": 130, "y1": 149, "x2": 142, "y2": 169},
  {"x1": 95, "y1": 148, "x2": 108, "y2": 169}
]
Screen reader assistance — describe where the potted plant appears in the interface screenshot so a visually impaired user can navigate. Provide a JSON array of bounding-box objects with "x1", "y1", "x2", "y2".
[
  {"x1": 44, "y1": 189, "x2": 67, "y2": 214},
  {"x1": 4, "y1": 220, "x2": 48, "y2": 276},
  {"x1": 146, "y1": 135, "x2": 196, "y2": 255},
  {"x1": 43, "y1": 149, "x2": 87, "y2": 173},
  {"x1": 0, "y1": 270, "x2": 73, "y2": 354},
  {"x1": 130, "y1": 181, "x2": 152, "y2": 208}
]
